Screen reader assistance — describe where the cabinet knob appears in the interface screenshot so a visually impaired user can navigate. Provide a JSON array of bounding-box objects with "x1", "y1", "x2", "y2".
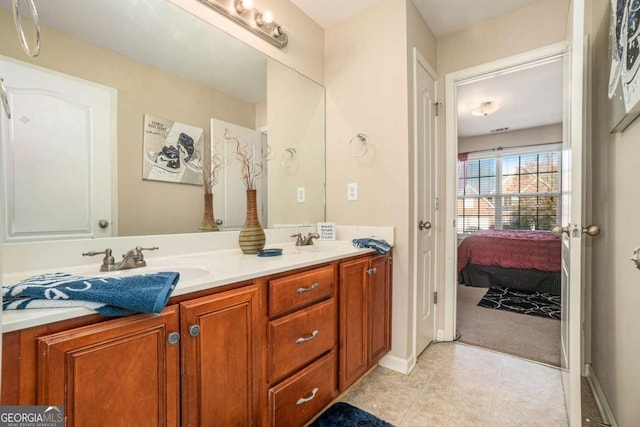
[
  {"x1": 296, "y1": 330, "x2": 319, "y2": 344},
  {"x1": 296, "y1": 387, "x2": 319, "y2": 405},
  {"x1": 189, "y1": 325, "x2": 201, "y2": 337},
  {"x1": 366, "y1": 267, "x2": 377, "y2": 275},
  {"x1": 296, "y1": 282, "x2": 319, "y2": 294},
  {"x1": 167, "y1": 332, "x2": 180, "y2": 345}
]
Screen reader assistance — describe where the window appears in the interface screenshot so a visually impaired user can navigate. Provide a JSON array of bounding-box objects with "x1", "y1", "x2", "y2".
[{"x1": 457, "y1": 146, "x2": 560, "y2": 234}]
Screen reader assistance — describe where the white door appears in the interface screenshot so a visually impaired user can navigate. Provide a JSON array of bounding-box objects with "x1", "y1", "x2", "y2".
[
  {"x1": 560, "y1": 0, "x2": 592, "y2": 424},
  {"x1": 211, "y1": 118, "x2": 264, "y2": 230},
  {"x1": 414, "y1": 48, "x2": 437, "y2": 355},
  {"x1": 0, "y1": 56, "x2": 116, "y2": 241}
]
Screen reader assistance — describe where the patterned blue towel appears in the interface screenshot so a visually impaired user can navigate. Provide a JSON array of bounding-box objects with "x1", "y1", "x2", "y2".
[
  {"x1": 2, "y1": 272, "x2": 180, "y2": 316},
  {"x1": 352, "y1": 237, "x2": 392, "y2": 255}
]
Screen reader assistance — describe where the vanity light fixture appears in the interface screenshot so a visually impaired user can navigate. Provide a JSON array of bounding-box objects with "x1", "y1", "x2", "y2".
[
  {"x1": 199, "y1": 0, "x2": 288, "y2": 48},
  {"x1": 471, "y1": 101, "x2": 500, "y2": 117}
]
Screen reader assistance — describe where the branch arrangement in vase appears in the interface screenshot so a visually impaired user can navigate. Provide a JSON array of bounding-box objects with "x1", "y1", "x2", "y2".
[
  {"x1": 224, "y1": 128, "x2": 269, "y2": 189},
  {"x1": 203, "y1": 138, "x2": 224, "y2": 194}
]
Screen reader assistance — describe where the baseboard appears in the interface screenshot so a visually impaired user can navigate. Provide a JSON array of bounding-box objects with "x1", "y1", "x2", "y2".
[
  {"x1": 378, "y1": 353, "x2": 414, "y2": 375},
  {"x1": 585, "y1": 364, "x2": 618, "y2": 427}
]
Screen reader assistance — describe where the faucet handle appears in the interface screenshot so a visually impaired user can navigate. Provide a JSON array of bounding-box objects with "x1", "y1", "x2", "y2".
[
  {"x1": 135, "y1": 246, "x2": 159, "y2": 261},
  {"x1": 290, "y1": 233, "x2": 304, "y2": 246},
  {"x1": 82, "y1": 248, "x2": 115, "y2": 270}
]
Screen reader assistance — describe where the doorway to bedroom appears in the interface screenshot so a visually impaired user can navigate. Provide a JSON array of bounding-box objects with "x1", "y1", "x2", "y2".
[{"x1": 449, "y1": 49, "x2": 564, "y2": 367}]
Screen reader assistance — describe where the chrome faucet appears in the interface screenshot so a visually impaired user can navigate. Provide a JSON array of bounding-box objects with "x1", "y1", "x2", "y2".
[
  {"x1": 83, "y1": 246, "x2": 159, "y2": 271},
  {"x1": 291, "y1": 232, "x2": 320, "y2": 246}
]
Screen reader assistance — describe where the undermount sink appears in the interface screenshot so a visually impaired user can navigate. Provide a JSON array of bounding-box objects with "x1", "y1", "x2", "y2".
[
  {"x1": 284, "y1": 242, "x2": 357, "y2": 257},
  {"x1": 98, "y1": 265, "x2": 212, "y2": 284}
]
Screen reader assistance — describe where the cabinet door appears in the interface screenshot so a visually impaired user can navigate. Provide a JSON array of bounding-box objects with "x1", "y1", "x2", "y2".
[
  {"x1": 368, "y1": 255, "x2": 391, "y2": 363},
  {"x1": 180, "y1": 285, "x2": 261, "y2": 427},
  {"x1": 37, "y1": 306, "x2": 180, "y2": 427},
  {"x1": 339, "y1": 258, "x2": 369, "y2": 390}
]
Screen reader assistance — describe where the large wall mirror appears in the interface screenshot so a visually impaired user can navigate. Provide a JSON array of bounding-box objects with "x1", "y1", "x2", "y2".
[{"x1": 0, "y1": 0, "x2": 325, "y2": 242}]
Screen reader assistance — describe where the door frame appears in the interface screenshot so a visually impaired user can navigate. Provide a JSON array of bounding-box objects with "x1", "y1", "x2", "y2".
[
  {"x1": 442, "y1": 42, "x2": 567, "y2": 340},
  {"x1": 412, "y1": 47, "x2": 439, "y2": 361}
]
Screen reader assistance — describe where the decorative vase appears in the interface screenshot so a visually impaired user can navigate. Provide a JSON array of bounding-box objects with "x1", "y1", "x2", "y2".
[
  {"x1": 239, "y1": 189, "x2": 266, "y2": 254},
  {"x1": 199, "y1": 192, "x2": 220, "y2": 232}
]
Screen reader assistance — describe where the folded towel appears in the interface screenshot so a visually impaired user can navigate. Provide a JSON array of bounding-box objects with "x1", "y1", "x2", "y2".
[
  {"x1": 352, "y1": 237, "x2": 392, "y2": 255},
  {"x1": 2, "y1": 271, "x2": 180, "y2": 316}
]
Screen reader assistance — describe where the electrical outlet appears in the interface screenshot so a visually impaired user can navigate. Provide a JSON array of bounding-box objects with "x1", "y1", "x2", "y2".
[
  {"x1": 297, "y1": 187, "x2": 305, "y2": 203},
  {"x1": 347, "y1": 183, "x2": 358, "y2": 201}
]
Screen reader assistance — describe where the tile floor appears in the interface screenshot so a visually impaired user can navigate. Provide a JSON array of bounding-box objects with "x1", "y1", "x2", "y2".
[{"x1": 340, "y1": 342, "x2": 570, "y2": 427}]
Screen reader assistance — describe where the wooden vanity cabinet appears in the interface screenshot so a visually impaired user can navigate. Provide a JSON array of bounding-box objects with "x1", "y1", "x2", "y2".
[
  {"x1": 37, "y1": 305, "x2": 181, "y2": 427},
  {"x1": 266, "y1": 265, "x2": 339, "y2": 427},
  {"x1": 339, "y1": 254, "x2": 392, "y2": 391},
  {"x1": 180, "y1": 284, "x2": 261, "y2": 427},
  {"x1": 2, "y1": 253, "x2": 392, "y2": 427}
]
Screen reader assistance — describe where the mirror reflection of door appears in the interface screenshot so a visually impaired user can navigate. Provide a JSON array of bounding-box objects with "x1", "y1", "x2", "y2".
[
  {"x1": 211, "y1": 118, "x2": 265, "y2": 230},
  {"x1": 0, "y1": 56, "x2": 116, "y2": 242}
]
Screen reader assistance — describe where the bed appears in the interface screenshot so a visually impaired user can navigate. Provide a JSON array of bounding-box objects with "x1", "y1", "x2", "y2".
[{"x1": 457, "y1": 230, "x2": 561, "y2": 295}]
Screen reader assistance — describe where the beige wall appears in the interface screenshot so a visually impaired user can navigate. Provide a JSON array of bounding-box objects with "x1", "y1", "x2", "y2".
[
  {"x1": 325, "y1": 0, "x2": 413, "y2": 361},
  {"x1": 267, "y1": 60, "x2": 325, "y2": 227},
  {"x1": 589, "y1": 1, "x2": 640, "y2": 425},
  {"x1": 458, "y1": 124, "x2": 562, "y2": 153}
]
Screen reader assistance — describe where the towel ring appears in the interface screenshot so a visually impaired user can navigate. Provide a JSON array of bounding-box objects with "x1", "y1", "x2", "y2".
[
  {"x1": 12, "y1": 0, "x2": 40, "y2": 58},
  {"x1": 280, "y1": 147, "x2": 296, "y2": 168},
  {"x1": 349, "y1": 133, "x2": 368, "y2": 158},
  {"x1": 0, "y1": 78, "x2": 11, "y2": 119}
]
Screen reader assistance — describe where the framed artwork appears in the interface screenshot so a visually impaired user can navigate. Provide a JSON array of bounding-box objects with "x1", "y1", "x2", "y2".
[
  {"x1": 142, "y1": 114, "x2": 204, "y2": 185},
  {"x1": 609, "y1": 0, "x2": 640, "y2": 132}
]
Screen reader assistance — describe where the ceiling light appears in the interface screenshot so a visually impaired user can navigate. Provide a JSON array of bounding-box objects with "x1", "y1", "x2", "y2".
[
  {"x1": 256, "y1": 10, "x2": 274, "y2": 26},
  {"x1": 471, "y1": 101, "x2": 500, "y2": 117},
  {"x1": 234, "y1": 0, "x2": 253, "y2": 13}
]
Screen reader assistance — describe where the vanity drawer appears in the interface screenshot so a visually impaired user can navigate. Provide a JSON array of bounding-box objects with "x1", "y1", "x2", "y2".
[
  {"x1": 269, "y1": 350, "x2": 337, "y2": 427},
  {"x1": 269, "y1": 265, "x2": 335, "y2": 317},
  {"x1": 268, "y1": 298, "x2": 336, "y2": 383}
]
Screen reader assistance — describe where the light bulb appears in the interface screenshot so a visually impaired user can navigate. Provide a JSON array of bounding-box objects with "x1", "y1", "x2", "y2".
[
  {"x1": 235, "y1": 0, "x2": 253, "y2": 13},
  {"x1": 256, "y1": 10, "x2": 273, "y2": 26}
]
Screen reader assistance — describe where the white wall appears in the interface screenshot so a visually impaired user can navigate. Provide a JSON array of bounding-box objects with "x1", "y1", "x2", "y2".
[
  {"x1": 459, "y1": 124, "x2": 562, "y2": 153},
  {"x1": 589, "y1": 1, "x2": 640, "y2": 425}
]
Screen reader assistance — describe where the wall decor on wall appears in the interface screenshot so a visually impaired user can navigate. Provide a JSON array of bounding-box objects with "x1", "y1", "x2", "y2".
[
  {"x1": 142, "y1": 113, "x2": 204, "y2": 184},
  {"x1": 609, "y1": 0, "x2": 640, "y2": 132}
]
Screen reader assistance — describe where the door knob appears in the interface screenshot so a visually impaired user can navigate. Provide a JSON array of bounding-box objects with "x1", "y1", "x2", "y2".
[
  {"x1": 552, "y1": 224, "x2": 600, "y2": 237},
  {"x1": 98, "y1": 219, "x2": 109, "y2": 229},
  {"x1": 582, "y1": 224, "x2": 601, "y2": 237},
  {"x1": 418, "y1": 220, "x2": 432, "y2": 231},
  {"x1": 551, "y1": 224, "x2": 569, "y2": 236}
]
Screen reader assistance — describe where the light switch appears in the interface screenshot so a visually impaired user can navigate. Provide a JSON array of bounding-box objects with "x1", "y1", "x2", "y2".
[
  {"x1": 347, "y1": 183, "x2": 358, "y2": 201},
  {"x1": 297, "y1": 187, "x2": 305, "y2": 203}
]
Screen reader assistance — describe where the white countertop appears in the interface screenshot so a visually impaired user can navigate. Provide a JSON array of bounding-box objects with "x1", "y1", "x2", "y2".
[{"x1": 2, "y1": 241, "x2": 377, "y2": 333}]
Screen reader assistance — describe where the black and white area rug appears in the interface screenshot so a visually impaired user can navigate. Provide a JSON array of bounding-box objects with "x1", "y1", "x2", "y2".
[{"x1": 477, "y1": 286, "x2": 561, "y2": 320}]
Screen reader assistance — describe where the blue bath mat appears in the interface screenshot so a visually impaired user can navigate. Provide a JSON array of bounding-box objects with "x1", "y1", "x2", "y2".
[{"x1": 310, "y1": 402, "x2": 394, "y2": 427}]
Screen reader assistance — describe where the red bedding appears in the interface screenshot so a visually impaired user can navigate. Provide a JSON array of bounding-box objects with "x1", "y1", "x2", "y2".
[{"x1": 457, "y1": 230, "x2": 561, "y2": 274}]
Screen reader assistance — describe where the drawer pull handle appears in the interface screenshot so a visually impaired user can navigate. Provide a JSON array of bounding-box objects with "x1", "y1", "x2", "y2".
[
  {"x1": 296, "y1": 282, "x2": 319, "y2": 294},
  {"x1": 296, "y1": 330, "x2": 319, "y2": 344},
  {"x1": 296, "y1": 387, "x2": 319, "y2": 405}
]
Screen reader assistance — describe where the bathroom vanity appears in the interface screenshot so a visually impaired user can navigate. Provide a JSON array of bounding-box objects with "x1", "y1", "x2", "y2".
[{"x1": 1, "y1": 234, "x2": 392, "y2": 426}]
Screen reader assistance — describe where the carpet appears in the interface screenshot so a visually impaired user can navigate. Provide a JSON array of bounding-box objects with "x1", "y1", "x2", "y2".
[
  {"x1": 310, "y1": 402, "x2": 394, "y2": 427},
  {"x1": 478, "y1": 286, "x2": 561, "y2": 320},
  {"x1": 457, "y1": 284, "x2": 560, "y2": 366}
]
